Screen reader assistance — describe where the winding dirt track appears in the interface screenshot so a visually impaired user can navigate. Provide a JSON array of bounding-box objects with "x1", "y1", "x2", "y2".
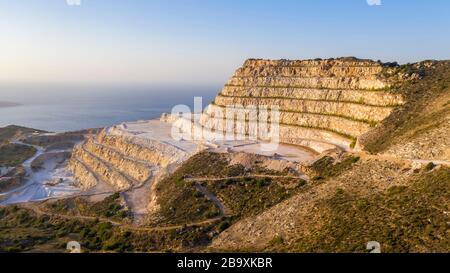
[
  {"x1": 21, "y1": 202, "x2": 223, "y2": 232},
  {"x1": 194, "y1": 184, "x2": 232, "y2": 217},
  {"x1": 356, "y1": 152, "x2": 450, "y2": 166},
  {"x1": 8, "y1": 138, "x2": 449, "y2": 235},
  {"x1": 185, "y1": 174, "x2": 305, "y2": 183},
  {"x1": 17, "y1": 173, "x2": 305, "y2": 231}
]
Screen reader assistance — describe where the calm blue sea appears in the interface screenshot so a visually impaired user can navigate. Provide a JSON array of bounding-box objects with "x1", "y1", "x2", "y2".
[{"x1": 0, "y1": 83, "x2": 218, "y2": 132}]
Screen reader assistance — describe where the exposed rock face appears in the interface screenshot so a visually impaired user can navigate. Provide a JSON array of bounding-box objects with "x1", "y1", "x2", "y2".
[
  {"x1": 175, "y1": 58, "x2": 404, "y2": 152},
  {"x1": 69, "y1": 58, "x2": 408, "y2": 192},
  {"x1": 68, "y1": 58, "x2": 411, "y2": 214},
  {"x1": 67, "y1": 158, "x2": 98, "y2": 190},
  {"x1": 68, "y1": 122, "x2": 199, "y2": 191}
]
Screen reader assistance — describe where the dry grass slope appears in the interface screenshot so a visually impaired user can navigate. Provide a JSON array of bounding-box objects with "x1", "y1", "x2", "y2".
[{"x1": 361, "y1": 61, "x2": 450, "y2": 160}]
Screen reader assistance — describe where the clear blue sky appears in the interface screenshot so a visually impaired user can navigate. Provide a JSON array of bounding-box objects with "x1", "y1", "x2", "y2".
[{"x1": 1, "y1": 0, "x2": 449, "y2": 85}]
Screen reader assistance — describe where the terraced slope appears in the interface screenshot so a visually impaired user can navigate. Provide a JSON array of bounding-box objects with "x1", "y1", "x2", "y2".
[
  {"x1": 191, "y1": 58, "x2": 405, "y2": 152},
  {"x1": 68, "y1": 122, "x2": 198, "y2": 191},
  {"x1": 69, "y1": 133, "x2": 154, "y2": 190}
]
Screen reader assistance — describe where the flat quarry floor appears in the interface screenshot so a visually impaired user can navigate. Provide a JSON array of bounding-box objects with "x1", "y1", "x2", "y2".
[
  {"x1": 112, "y1": 119, "x2": 317, "y2": 163},
  {"x1": 108, "y1": 119, "x2": 200, "y2": 154}
]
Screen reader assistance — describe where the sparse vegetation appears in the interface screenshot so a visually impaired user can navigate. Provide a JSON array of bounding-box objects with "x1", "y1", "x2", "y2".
[
  {"x1": 204, "y1": 176, "x2": 306, "y2": 219},
  {"x1": 362, "y1": 61, "x2": 450, "y2": 157},
  {"x1": 280, "y1": 167, "x2": 450, "y2": 253},
  {"x1": 0, "y1": 203, "x2": 219, "y2": 253},
  {"x1": 310, "y1": 154, "x2": 360, "y2": 180},
  {"x1": 153, "y1": 152, "x2": 225, "y2": 226},
  {"x1": 45, "y1": 193, "x2": 132, "y2": 222},
  {"x1": 153, "y1": 151, "x2": 307, "y2": 227},
  {"x1": 0, "y1": 125, "x2": 45, "y2": 144}
]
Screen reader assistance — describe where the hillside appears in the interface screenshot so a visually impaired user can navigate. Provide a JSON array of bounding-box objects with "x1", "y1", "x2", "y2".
[
  {"x1": 359, "y1": 61, "x2": 450, "y2": 160},
  {"x1": 0, "y1": 125, "x2": 45, "y2": 144},
  {"x1": 0, "y1": 125, "x2": 43, "y2": 170},
  {"x1": 210, "y1": 155, "x2": 449, "y2": 253},
  {"x1": 174, "y1": 58, "x2": 405, "y2": 152}
]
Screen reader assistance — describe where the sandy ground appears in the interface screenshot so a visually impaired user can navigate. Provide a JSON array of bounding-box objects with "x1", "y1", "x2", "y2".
[
  {"x1": 108, "y1": 119, "x2": 200, "y2": 154},
  {"x1": 211, "y1": 141, "x2": 316, "y2": 163},
  {"x1": 113, "y1": 119, "x2": 316, "y2": 164}
]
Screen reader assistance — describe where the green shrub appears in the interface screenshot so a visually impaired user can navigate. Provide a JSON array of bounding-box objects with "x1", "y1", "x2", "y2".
[
  {"x1": 425, "y1": 162, "x2": 436, "y2": 171},
  {"x1": 256, "y1": 179, "x2": 266, "y2": 187},
  {"x1": 269, "y1": 236, "x2": 284, "y2": 246},
  {"x1": 217, "y1": 220, "x2": 230, "y2": 232},
  {"x1": 175, "y1": 178, "x2": 184, "y2": 187},
  {"x1": 298, "y1": 180, "x2": 307, "y2": 187},
  {"x1": 192, "y1": 190, "x2": 204, "y2": 198}
]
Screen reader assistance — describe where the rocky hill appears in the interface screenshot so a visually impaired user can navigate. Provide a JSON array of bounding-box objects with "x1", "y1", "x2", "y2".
[
  {"x1": 1, "y1": 58, "x2": 448, "y2": 253},
  {"x1": 194, "y1": 58, "x2": 405, "y2": 152},
  {"x1": 68, "y1": 58, "x2": 425, "y2": 193},
  {"x1": 204, "y1": 59, "x2": 450, "y2": 252}
]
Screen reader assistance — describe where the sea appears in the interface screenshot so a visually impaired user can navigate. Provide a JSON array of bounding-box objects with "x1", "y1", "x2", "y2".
[{"x1": 0, "y1": 83, "x2": 218, "y2": 132}]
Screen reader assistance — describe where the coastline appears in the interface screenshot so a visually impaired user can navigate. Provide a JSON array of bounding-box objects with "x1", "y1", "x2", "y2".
[{"x1": 0, "y1": 101, "x2": 21, "y2": 108}]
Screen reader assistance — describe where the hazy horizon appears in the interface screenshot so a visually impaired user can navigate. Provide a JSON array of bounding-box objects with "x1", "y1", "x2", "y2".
[
  {"x1": 0, "y1": 83, "x2": 217, "y2": 131},
  {"x1": 1, "y1": 0, "x2": 449, "y2": 86}
]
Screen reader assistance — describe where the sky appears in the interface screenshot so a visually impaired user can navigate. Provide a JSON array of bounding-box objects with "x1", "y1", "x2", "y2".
[{"x1": 1, "y1": 0, "x2": 449, "y2": 86}]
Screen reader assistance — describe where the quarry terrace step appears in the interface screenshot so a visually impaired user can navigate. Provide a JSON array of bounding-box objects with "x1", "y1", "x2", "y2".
[
  {"x1": 83, "y1": 139, "x2": 153, "y2": 183},
  {"x1": 95, "y1": 133, "x2": 178, "y2": 167},
  {"x1": 226, "y1": 76, "x2": 389, "y2": 90},
  {"x1": 221, "y1": 86, "x2": 404, "y2": 106},
  {"x1": 198, "y1": 119, "x2": 353, "y2": 146},
  {"x1": 234, "y1": 65, "x2": 384, "y2": 78},
  {"x1": 241, "y1": 58, "x2": 384, "y2": 68},
  {"x1": 200, "y1": 111, "x2": 368, "y2": 139},
  {"x1": 91, "y1": 141, "x2": 157, "y2": 168},
  {"x1": 213, "y1": 95, "x2": 393, "y2": 122},
  {"x1": 173, "y1": 117, "x2": 351, "y2": 152},
  {"x1": 80, "y1": 144, "x2": 148, "y2": 188},
  {"x1": 206, "y1": 103, "x2": 377, "y2": 124},
  {"x1": 72, "y1": 145, "x2": 134, "y2": 190},
  {"x1": 216, "y1": 93, "x2": 398, "y2": 108},
  {"x1": 68, "y1": 158, "x2": 100, "y2": 190}
]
